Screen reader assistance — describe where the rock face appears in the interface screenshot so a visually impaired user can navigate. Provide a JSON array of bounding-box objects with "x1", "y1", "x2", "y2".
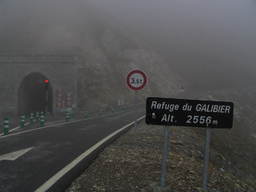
[{"x1": 0, "y1": 2, "x2": 184, "y2": 115}]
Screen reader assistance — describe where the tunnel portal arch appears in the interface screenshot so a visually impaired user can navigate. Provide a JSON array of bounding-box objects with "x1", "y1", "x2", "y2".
[{"x1": 18, "y1": 72, "x2": 53, "y2": 115}]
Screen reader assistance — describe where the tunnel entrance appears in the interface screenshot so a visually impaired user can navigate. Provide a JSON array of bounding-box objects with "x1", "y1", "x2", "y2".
[{"x1": 18, "y1": 72, "x2": 53, "y2": 115}]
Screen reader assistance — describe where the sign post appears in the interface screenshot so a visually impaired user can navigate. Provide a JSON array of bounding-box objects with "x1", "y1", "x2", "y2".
[
  {"x1": 127, "y1": 70, "x2": 147, "y2": 103},
  {"x1": 160, "y1": 126, "x2": 170, "y2": 188},
  {"x1": 146, "y1": 97, "x2": 234, "y2": 190},
  {"x1": 203, "y1": 128, "x2": 211, "y2": 191}
]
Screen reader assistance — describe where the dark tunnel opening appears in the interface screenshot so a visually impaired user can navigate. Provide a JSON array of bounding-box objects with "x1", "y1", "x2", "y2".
[{"x1": 18, "y1": 72, "x2": 53, "y2": 115}]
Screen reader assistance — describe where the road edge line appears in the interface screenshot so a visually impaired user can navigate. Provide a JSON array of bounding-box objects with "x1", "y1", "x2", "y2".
[
  {"x1": 0, "y1": 119, "x2": 85, "y2": 139},
  {"x1": 35, "y1": 115, "x2": 145, "y2": 192},
  {"x1": 0, "y1": 110, "x2": 134, "y2": 139}
]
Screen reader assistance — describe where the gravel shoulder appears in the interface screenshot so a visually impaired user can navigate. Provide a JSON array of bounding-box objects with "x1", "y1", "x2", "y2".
[{"x1": 66, "y1": 121, "x2": 256, "y2": 192}]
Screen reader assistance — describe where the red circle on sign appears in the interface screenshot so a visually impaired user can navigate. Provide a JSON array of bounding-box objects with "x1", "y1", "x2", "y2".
[{"x1": 127, "y1": 70, "x2": 147, "y2": 90}]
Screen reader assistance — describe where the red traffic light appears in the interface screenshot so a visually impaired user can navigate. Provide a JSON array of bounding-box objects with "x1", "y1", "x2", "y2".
[{"x1": 44, "y1": 80, "x2": 49, "y2": 84}]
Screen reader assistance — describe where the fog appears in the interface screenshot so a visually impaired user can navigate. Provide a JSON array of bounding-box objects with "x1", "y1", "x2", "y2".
[
  {"x1": 90, "y1": 0, "x2": 256, "y2": 90},
  {"x1": 1, "y1": 0, "x2": 256, "y2": 90},
  {"x1": 0, "y1": 0, "x2": 90, "y2": 52}
]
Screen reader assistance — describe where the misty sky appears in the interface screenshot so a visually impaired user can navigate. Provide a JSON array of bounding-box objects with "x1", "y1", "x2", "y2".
[
  {"x1": 1, "y1": 0, "x2": 256, "y2": 90},
  {"x1": 90, "y1": 0, "x2": 256, "y2": 90}
]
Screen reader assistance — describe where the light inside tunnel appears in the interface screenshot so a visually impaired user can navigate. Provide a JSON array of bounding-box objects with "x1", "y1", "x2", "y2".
[{"x1": 18, "y1": 73, "x2": 53, "y2": 115}]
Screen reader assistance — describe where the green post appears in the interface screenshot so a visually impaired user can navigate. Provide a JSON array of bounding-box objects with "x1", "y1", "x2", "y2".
[
  {"x1": 84, "y1": 111, "x2": 88, "y2": 119},
  {"x1": 36, "y1": 112, "x2": 40, "y2": 120},
  {"x1": 3, "y1": 117, "x2": 10, "y2": 135},
  {"x1": 30, "y1": 113, "x2": 34, "y2": 124},
  {"x1": 65, "y1": 111, "x2": 71, "y2": 122},
  {"x1": 70, "y1": 108, "x2": 74, "y2": 119},
  {"x1": 33, "y1": 113, "x2": 37, "y2": 123},
  {"x1": 20, "y1": 115, "x2": 26, "y2": 128},
  {"x1": 41, "y1": 112, "x2": 46, "y2": 120},
  {"x1": 39, "y1": 114, "x2": 45, "y2": 127},
  {"x1": 26, "y1": 114, "x2": 30, "y2": 123}
]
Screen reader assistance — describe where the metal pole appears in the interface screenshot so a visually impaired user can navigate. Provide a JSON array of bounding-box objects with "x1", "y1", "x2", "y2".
[
  {"x1": 134, "y1": 90, "x2": 137, "y2": 104},
  {"x1": 160, "y1": 126, "x2": 170, "y2": 188},
  {"x1": 203, "y1": 128, "x2": 211, "y2": 191}
]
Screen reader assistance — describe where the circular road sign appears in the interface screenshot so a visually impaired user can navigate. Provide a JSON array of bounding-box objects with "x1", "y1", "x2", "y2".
[{"x1": 127, "y1": 70, "x2": 147, "y2": 91}]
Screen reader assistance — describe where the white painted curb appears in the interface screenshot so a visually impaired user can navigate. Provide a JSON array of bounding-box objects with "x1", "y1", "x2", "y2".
[
  {"x1": 0, "y1": 110, "x2": 133, "y2": 139},
  {"x1": 35, "y1": 115, "x2": 145, "y2": 192}
]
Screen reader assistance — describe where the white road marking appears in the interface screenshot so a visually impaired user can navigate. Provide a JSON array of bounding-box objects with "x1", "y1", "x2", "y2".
[
  {"x1": 0, "y1": 120, "x2": 64, "y2": 137},
  {"x1": 0, "y1": 110, "x2": 136, "y2": 139},
  {"x1": 0, "y1": 122, "x2": 29, "y2": 136},
  {"x1": 0, "y1": 147, "x2": 34, "y2": 161},
  {"x1": 0, "y1": 119, "x2": 85, "y2": 139},
  {"x1": 35, "y1": 115, "x2": 145, "y2": 192}
]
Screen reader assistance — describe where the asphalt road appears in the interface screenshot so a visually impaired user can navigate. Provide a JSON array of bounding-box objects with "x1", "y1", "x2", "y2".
[{"x1": 0, "y1": 109, "x2": 144, "y2": 192}]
